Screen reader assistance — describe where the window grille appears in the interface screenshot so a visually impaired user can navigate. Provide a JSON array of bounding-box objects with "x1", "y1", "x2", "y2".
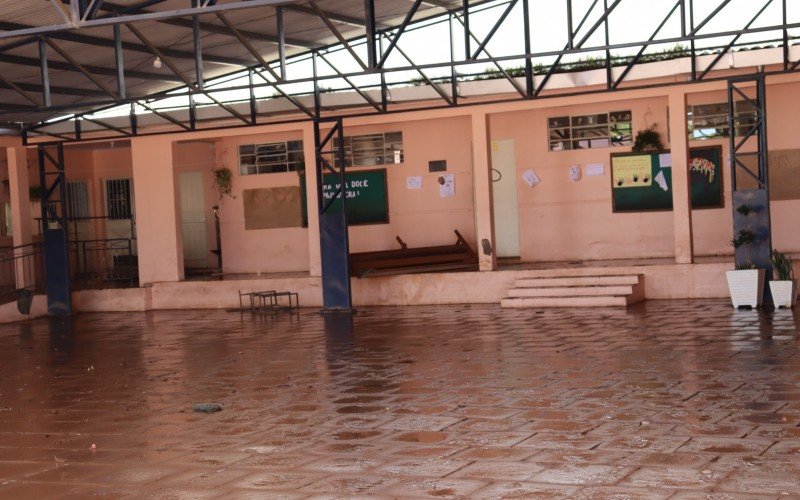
[
  {"x1": 333, "y1": 131, "x2": 404, "y2": 167},
  {"x1": 239, "y1": 140, "x2": 304, "y2": 175},
  {"x1": 687, "y1": 101, "x2": 758, "y2": 140},
  {"x1": 548, "y1": 111, "x2": 632, "y2": 151},
  {"x1": 106, "y1": 179, "x2": 132, "y2": 220}
]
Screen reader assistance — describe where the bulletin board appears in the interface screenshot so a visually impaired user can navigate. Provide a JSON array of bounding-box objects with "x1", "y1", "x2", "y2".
[
  {"x1": 243, "y1": 186, "x2": 302, "y2": 230},
  {"x1": 300, "y1": 169, "x2": 389, "y2": 226},
  {"x1": 611, "y1": 146, "x2": 724, "y2": 212},
  {"x1": 689, "y1": 145, "x2": 723, "y2": 209},
  {"x1": 739, "y1": 148, "x2": 800, "y2": 200},
  {"x1": 611, "y1": 151, "x2": 673, "y2": 212}
]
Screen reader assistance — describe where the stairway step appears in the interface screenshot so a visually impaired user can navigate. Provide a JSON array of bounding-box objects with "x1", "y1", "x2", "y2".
[
  {"x1": 501, "y1": 295, "x2": 631, "y2": 308},
  {"x1": 507, "y1": 285, "x2": 635, "y2": 298},
  {"x1": 514, "y1": 275, "x2": 640, "y2": 288}
]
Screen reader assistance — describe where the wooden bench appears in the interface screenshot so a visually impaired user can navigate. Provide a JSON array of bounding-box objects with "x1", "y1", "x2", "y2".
[{"x1": 349, "y1": 230, "x2": 478, "y2": 278}]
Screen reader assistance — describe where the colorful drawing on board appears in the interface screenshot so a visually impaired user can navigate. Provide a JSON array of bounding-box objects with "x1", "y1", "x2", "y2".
[
  {"x1": 689, "y1": 145, "x2": 723, "y2": 209},
  {"x1": 690, "y1": 157, "x2": 715, "y2": 183},
  {"x1": 611, "y1": 155, "x2": 652, "y2": 188}
]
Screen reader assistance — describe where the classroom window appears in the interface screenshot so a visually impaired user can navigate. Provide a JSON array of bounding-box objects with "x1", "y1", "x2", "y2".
[
  {"x1": 106, "y1": 179, "x2": 133, "y2": 220},
  {"x1": 548, "y1": 111, "x2": 632, "y2": 151},
  {"x1": 687, "y1": 101, "x2": 759, "y2": 140},
  {"x1": 239, "y1": 140, "x2": 304, "y2": 175},
  {"x1": 334, "y1": 131, "x2": 404, "y2": 167}
]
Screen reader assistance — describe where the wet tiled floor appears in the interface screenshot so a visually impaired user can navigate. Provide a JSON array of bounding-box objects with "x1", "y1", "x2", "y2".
[{"x1": 0, "y1": 300, "x2": 799, "y2": 498}]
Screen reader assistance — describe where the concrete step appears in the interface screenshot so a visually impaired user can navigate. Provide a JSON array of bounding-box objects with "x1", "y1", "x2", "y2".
[
  {"x1": 507, "y1": 285, "x2": 635, "y2": 298},
  {"x1": 501, "y1": 295, "x2": 631, "y2": 308},
  {"x1": 513, "y1": 275, "x2": 640, "y2": 288}
]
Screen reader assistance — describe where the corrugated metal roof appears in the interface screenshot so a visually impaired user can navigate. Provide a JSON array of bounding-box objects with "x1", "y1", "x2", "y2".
[{"x1": 0, "y1": 0, "x2": 465, "y2": 125}]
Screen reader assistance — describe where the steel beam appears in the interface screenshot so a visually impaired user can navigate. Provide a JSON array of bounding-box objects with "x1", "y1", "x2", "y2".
[
  {"x1": 309, "y1": 1, "x2": 368, "y2": 71},
  {"x1": 39, "y1": 39, "x2": 51, "y2": 108},
  {"x1": 379, "y1": 0, "x2": 422, "y2": 67},
  {"x1": 364, "y1": 0, "x2": 377, "y2": 68}
]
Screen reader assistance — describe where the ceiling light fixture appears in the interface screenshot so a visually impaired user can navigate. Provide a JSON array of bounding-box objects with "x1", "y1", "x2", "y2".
[{"x1": 153, "y1": 57, "x2": 162, "y2": 69}]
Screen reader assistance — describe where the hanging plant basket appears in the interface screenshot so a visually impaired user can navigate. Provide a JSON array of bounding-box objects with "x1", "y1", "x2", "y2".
[
  {"x1": 212, "y1": 167, "x2": 234, "y2": 200},
  {"x1": 632, "y1": 126, "x2": 664, "y2": 153}
]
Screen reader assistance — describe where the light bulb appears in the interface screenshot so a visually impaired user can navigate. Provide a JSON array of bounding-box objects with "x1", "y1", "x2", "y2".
[{"x1": 153, "y1": 57, "x2": 162, "y2": 69}]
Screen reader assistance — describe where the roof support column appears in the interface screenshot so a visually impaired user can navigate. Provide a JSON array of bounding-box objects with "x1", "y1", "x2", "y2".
[
  {"x1": 6, "y1": 146, "x2": 34, "y2": 289},
  {"x1": 668, "y1": 90, "x2": 694, "y2": 264},
  {"x1": 303, "y1": 122, "x2": 322, "y2": 277},
  {"x1": 471, "y1": 111, "x2": 497, "y2": 271},
  {"x1": 131, "y1": 136, "x2": 185, "y2": 284}
]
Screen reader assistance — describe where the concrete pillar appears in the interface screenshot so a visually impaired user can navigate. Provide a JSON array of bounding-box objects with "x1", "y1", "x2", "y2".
[
  {"x1": 668, "y1": 90, "x2": 694, "y2": 264},
  {"x1": 7, "y1": 146, "x2": 33, "y2": 288},
  {"x1": 302, "y1": 123, "x2": 322, "y2": 277},
  {"x1": 131, "y1": 137, "x2": 184, "y2": 285},
  {"x1": 471, "y1": 112, "x2": 497, "y2": 271}
]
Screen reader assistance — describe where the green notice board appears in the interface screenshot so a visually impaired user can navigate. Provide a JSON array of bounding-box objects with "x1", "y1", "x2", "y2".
[
  {"x1": 611, "y1": 147, "x2": 724, "y2": 212},
  {"x1": 611, "y1": 151, "x2": 673, "y2": 212},
  {"x1": 689, "y1": 145, "x2": 723, "y2": 209},
  {"x1": 301, "y1": 168, "x2": 389, "y2": 225}
]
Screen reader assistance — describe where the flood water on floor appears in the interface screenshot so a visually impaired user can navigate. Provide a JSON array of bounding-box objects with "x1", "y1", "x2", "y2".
[{"x1": 0, "y1": 301, "x2": 799, "y2": 498}]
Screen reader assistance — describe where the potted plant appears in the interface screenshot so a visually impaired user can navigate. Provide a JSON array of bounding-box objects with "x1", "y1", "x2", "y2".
[
  {"x1": 726, "y1": 203, "x2": 765, "y2": 308},
  {"x1": 769, "y1": 250, "x2": 796, "y2": 308},
  {"x1": 632, "y1": 125, "x2": 665, "y2": 153},
  {"x1": 212, "y1": 167, "x2": 234, "y2": 200}
]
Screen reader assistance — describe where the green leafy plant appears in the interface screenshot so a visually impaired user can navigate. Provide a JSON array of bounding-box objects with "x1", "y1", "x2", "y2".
[
  {"x1": 28, "y1": 186, "x2": 43, "y2": 202},
  {"x1": 731, "y1": 229, "x2": 756, "y2": 269},
  {"x1": 771, "y1": 250, "x2": 794, "y2": 281},
  {"x1": 632, "y1": 126, "x2": 664, "y2": 153},
  {"x1": 212, "y1": 167, "x2": 234, "y2": 200},
  {"x1": 736, "y1": 203, "x2": 752, "y2": 217}
]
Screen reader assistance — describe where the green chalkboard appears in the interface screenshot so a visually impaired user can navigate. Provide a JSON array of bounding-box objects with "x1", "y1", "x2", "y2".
[
  {"x1": 611, "y1": 147, "x2": 724, "y2": 213},
  {"x1": 301, "y1": 169, "x2": 389, "y2": 226},
  {"x1": 689, "y1": 145, "x2": 723, "y2": 209},
  {"x1": 611, "y1": 151, "x2": 673, "y2": 212}
]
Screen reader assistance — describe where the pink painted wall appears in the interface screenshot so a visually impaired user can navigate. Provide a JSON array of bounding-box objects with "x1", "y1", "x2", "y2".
[
  {"x1": 172, "y1": 141, "x2": 219, "y2": 269},
  {"x1": 214, "y1": 130, "x2": 310, "y2": 274},
  {"x1": 212, "y1": 115, "x2": 475, "y2": 274},
  {"x1": 490, "y1": 96, "x2": 676, "y2": 262},
  {"x1": 340, "y1": 116, "x2": 475, "y2": 253},
  {"x1": 687, "y1": 82, "x2": 800, "y2": 257}
]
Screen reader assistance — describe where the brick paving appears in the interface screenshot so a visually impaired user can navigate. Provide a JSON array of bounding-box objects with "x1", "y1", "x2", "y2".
[{"x1": 0, "y1": 300, "x2": 798, "y2": 498}]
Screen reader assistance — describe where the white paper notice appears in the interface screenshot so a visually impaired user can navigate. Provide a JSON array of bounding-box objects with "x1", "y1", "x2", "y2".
[
  {"x1": 438, "y1": 174, "x2": 455, "y2": 198},
  {"x1": 585, "y1": 163, "x2": 605, "y2": 176},
  {"x1": 654, "y1": 170, "x2": 669, "y2": 191},
  {"x1": 569, "y1": 165, "x2": 581, "y2": 182},
  {"x1": 522, "y1": 169, "x2": 541, "y2": 187},
  {"x1": 659, "y1": 153, "x2": 672, "y2": 168},
  {"x1": 406, "y1": 176, "x2": 422, "y2": 190}
]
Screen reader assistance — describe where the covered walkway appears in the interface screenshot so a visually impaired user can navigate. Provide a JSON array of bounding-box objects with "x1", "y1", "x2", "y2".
[{"x1": 1, "y1": 302, "x2": 799, "y2": 497}]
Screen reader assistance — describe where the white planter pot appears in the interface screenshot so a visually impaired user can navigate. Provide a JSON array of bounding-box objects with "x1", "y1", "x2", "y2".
[
  {"x1": 726, "y1": 269, "x2": 765, "y2": 308},
  {"x1": 769, "y1": 279, "x2": 797, "y2": 308}
]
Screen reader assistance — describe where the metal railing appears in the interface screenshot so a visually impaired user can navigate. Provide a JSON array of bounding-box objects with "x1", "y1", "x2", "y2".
[
  {"x1": 71, "y1": 238, "x2": 137, "y2": 289},
  {"x1": 0, "y1": 243, "x2": 44, "y2": 304}
]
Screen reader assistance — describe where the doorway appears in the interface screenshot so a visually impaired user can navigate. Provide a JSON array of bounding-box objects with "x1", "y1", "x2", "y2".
[
  {"x1": 491, "y1": 140, "x2": 520, "y2": 258},
  {"x1": 178, "y1": 172, "x2": 208, "y2": 269}
]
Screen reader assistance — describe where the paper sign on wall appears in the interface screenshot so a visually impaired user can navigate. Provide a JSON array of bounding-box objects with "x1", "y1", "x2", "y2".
[
  {"x1": 522, "y1": 169, "x2": 541, "y2": 187},
  {"x1": 586, "y1": 163, "x2": 605, "y2": 176},
  {"x1": 569, "y1": 165, "x2": 581, "y2": 182},
  {"x1": 438, "y1": 174, "x2": 455, "y2": 197},
  {"x1": 406, "y1": 176, "x2": 422, "y2": 189},
  {"x1": 659, "y1": 153, "x2": 672, "y2": 168}
]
